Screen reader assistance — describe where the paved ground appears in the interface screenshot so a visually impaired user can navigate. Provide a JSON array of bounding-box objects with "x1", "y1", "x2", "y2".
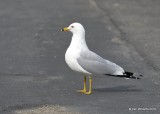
[{"x1": 0, "y1": 0, "x2": 160, "y2": 114}]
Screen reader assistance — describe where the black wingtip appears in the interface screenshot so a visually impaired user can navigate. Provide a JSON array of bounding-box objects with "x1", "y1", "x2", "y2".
[
  {"x1": 124, "y1": 71, "x2": 143, "y2": 79},
  {"x1": 105, "y1": 71, "x2": 143, "y2": 79}
]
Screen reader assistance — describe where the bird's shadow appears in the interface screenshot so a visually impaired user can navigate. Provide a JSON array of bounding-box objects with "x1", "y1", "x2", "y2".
[{"x1": 93, "y1": 85, "x2": 142, "y2": 93}]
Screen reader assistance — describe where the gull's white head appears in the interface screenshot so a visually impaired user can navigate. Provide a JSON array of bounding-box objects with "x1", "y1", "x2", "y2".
[{"x1": 61, "y1": 22, "x2": 85, "y2": 34}]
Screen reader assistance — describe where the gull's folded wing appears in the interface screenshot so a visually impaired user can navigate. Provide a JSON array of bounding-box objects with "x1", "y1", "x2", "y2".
[{"x1": 77, "y1": 50, "x2": 123, "y2": 75}]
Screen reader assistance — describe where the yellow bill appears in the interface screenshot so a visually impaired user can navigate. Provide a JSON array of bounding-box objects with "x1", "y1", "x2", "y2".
[{"x1": 61, "y1": 27, "x2": 70, "y2": 32}]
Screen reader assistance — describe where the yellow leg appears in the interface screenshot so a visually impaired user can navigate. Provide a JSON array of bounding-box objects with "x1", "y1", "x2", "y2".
[
  {"x1": 77, "y1": 76, "x2": 87, "y2": 93},
  {"x1": 77, "y1": 76, "x2": 92, "y2": 95},
  {"x1": 84, "y1": 76, "x2": 92, "y2": 95}
]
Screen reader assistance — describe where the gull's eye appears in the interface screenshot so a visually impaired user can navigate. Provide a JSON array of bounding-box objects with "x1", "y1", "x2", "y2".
[{"x1": 71, "y1": 26, "x2": 74, "y2": 28}]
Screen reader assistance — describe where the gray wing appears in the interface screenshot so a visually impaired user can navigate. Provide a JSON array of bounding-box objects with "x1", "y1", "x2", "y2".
[{"x1": 77, "y1": 50, "x2": 123, "y2": 75}]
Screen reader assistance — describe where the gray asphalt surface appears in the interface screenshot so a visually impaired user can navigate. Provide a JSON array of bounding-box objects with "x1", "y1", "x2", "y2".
[{"x1": 0, "y1": 0, "x2": 160, "y2": 114}]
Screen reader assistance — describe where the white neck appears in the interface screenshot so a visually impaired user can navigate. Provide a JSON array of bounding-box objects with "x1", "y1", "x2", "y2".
[{"x1": 69, "y1": 31, "x2": 89, "y2": 50}]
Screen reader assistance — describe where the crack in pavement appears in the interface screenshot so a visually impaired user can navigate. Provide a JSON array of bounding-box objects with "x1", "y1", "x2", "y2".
[{"x1": 89, "y1": 0, "x2": 160, "y2": 76}]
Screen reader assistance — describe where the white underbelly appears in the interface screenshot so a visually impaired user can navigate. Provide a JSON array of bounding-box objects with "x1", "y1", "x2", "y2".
[{"x1": 65, "y1": 50, "x2": 91, "y2": 74}]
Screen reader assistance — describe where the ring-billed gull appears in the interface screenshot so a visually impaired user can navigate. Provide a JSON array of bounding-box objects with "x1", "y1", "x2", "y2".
[{"x1": 61, "y1": 22, "x2": 142, "y2": 95}]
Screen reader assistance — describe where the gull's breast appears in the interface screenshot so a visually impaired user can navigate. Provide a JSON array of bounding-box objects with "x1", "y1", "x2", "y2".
[{"x1": 65, "y1": 48, "x2": 91, "y2": 75}]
